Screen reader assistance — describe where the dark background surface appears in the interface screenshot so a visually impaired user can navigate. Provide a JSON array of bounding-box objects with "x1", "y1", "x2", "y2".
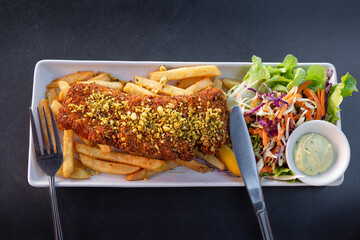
[{"x1": 1, "y1": 0, "x2": 360, "y2": 239}]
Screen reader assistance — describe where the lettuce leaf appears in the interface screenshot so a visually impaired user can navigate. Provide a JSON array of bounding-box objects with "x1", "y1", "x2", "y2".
[
  {"x1": 273, "y1": 84, "x2": 288, "y2": 93},
  {"x1": 274, "y1": 166, "x2": 296, "y2": 183},
  {"x1": 286, "y1": 68, "x2": 306, "y2": 90},
  {"x1": 275, "y1": 166, "x2": 293, "y2": 177},
  {"x1": 283, "y1": 54, "x2": 298, "y2": 71},
  {"x1": 326, "y1": 73, "x2": 358, "y2": 123},
  {"x1": 266, "y1": 65, "x2": 282, "y2": 76},
  {"x1": 305, "y1": 65, "x2": 327, "y2": 91},
  {"x1": 262, "y1": 54, "x2": 300, "y2": 91},
  {"x1": 272, "y1": 54, "x2": 298, "y2": 79},
  {"x1": 227, "y1": 56, "x2": 270, "y2": 108},
  {"x1": 248, "y1": 56, "x2": 270, "y2": 82},
  {"x1": 341, "y1": 73, "x2": 358, "y2": 97},
  {"x1": 264, "y1": 75, "x2": 292, "y2": 88}
]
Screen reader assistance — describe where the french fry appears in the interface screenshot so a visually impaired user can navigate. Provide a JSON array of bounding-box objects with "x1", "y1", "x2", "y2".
[
  {"x1": 75, "y1": 143, "x2": 164, "y2": 170},
  {"x1": 83, "y1": 80, "x2": 123, "y2": 90},
  {"x1": 87, "y1": 73, "x2": 111, "y2": 82},
  {"x1": 123, "y1": 82, "x2": 154, "y2": 95},
  {"x1": 38, "y1": 99, "x2": 56, "y2": 149},
  {"x1": 126, "y1": 160, "x2": 179, "y2": 181},
  {"x1": 63, "y1": 129, "x2": 74, "y2": 177},
  {"x1": 57, "y1": 167, "x2": 89, "y2": 179},
  {"x1": 44, "y1": 66, "x2": 234, "y2": 182},
  {"x1": 222, "y1": 78, "x2": 241, "y2": 89},
  {"x1": 56, "y1": 157, "x2": 86, "y2": 174},
  {"x1": 58, "y1": 81, "x2": 71, "y2": 101},
  {"x1": 46, "y1": 88, "x2": 58, "y2": 105},
  {"x1": 79, "y1": 154, "x2": 140, "y2": 175},
  {"x1": 186, "y1": 78, "x2": 213, "y2": 93},
  {"x1": 149, "y1": 65, "x2": 221, "y2": 81},
  {"x1": 50, "y1": 100, "x2": 62, "y2": 116},
  {"x1": 58, "y1": 80, "x2": 70, "y2": 90},
  {"x1": 176, "y1": 77, "x2": 203, "y2": 89},
  {"x1": 47, "y1": 71, "x2": 95, "y2": 88},
  {"x1": 78, "y1": 136, "x2": 93, "y2": 146},
  {"x1": 74, "y1": 157, "x2": 87, "y2": 170},
  {"x1": 98, "y1": 144, "x2": 111, "y2": 153},
  {"x1": 174, "y1": 158, "x2": 210, "y2": 172},
  {"x1": 134, "y1": 75, "x2": 192, "y2": 96},
  {"x1": 194, "y1": 150, "x2": 225, "y2": 170},
  {"x1": 213, "y1": 77, "x2": 223, "y2": 89}
]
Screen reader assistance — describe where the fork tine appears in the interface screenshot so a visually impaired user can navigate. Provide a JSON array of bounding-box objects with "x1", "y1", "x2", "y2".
[
  {"x1": 49, "y1": 107, "x2": 62, "y2": 153},
  {"x1": 29, "y1": 108, "x2": 41, "y2": 156},
  {"x1": 37, "y1": 107, "x2": 48, "y2": 154},
  {"x1": 42, "y1": 106, "x2": 55, "y2": 154}
]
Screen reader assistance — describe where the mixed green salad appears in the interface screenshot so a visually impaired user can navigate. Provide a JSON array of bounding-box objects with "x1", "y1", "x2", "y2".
[{"x1": 227, "y1": 54, "x2": 357, "y2": 181}]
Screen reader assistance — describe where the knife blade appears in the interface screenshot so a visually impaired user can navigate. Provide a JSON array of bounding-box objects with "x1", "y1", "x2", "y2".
[{"x1": 230, "y1": 106, "x2": 274, "y2": 240}]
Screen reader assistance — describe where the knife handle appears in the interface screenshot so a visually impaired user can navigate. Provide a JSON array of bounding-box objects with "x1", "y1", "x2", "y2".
[{"x1": 256, "y1": 209, "x2": 274, "y2": 240}]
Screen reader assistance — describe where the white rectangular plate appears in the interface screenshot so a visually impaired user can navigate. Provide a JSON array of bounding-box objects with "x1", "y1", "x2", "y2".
[{"x1": 28, "y1": 60, "x2": 343, "y2": 187}]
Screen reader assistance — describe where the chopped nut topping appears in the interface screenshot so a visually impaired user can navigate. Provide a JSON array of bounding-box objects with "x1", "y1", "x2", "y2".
[{"x1": 63, "y1": 84, "x2": 229, "y2": 160}]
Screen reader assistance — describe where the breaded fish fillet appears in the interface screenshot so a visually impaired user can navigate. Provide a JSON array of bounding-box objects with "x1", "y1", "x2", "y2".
[{"x1": 58, "y1": 83, "x2": 229, "y2": 161}]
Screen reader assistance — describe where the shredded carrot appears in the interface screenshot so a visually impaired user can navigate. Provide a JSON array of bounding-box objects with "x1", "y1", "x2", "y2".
[
  {"x1": 283, "y1": 91, "x2": 294, "y2": 100},
  {"x1": 276, "y1": 138, "x2": 283, "y2": 147},
  {"x1": 261, "y1": 128, "x2": 269, "y2": 148},
  {"x1": 287, "y1": 93, "x2": 302, "y2": 105},
  {"x1": 245, "y1": 115, "x2": 251, "y2": 123},
  {"x1": 320, "y1": 89, "x2": 325, "y2": 118},
  {"x1": 260, "y1": 166, "x2": 273, "y2": 173},
  {"x1": 303, "y1": 88, "x2": 314, "y2": 100},
  {"x1": 248, "y1": 127, "x2": 257, "y2": 135},
  {"x1": 271, "y1": 145, "x2": 279, "y2": 154},
  {"x1": 294, "y1": 113, "x2": 301, "y2": 121},
  {"x1": 264, "y1": 157, "x2": 271, "y2": 164},
  {"x1": 316, "y1": 89, "x2": 321, "y2": 99},
  {"x1": 316, "y1": 90, "x2": 322, "y2": 117},
  {"x1": 305, "y1": 110, "x2": 312, "y2": 121},
  {"x1": 295, "y1": 101, "x2": 306, "y2": 108},
  {"x1": 277, "y1": 123, "x2": 286, "y2": 140},
  {"x1": 277, "y1": 104, "x2": 288, "y2": 119},
  {"x1": 297, "y1": 81, "x2": 312, "y2": 93},
  {"x1": 289, "y1": 112, "x2": 294, "y2": 125},
  {"x1": 303, "y1": 88, "x2": 321, "y2": 119},
  {"x1": 249, "y1": 127, "x2": 263, "y2": 139}
]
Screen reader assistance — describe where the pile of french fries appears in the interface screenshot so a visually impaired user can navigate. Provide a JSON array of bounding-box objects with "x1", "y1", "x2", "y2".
[{"x1": 40, "y1": 66, "x2": 241, "y2": 181}]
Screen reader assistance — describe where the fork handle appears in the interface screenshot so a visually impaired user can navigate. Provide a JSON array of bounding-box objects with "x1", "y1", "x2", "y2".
[{"x1": 48, "y1": 176, "x2": 63, "y2": 240}]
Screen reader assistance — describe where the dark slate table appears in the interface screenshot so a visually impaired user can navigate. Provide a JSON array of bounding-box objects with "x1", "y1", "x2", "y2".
[{"x1": 1, "y1": 0, "x2": 359, "y2": 239}]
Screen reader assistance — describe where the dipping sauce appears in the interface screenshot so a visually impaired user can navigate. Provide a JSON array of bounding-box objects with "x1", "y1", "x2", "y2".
[{"x1": 293, "y1": 133, "x2": 333, "y2": 176}]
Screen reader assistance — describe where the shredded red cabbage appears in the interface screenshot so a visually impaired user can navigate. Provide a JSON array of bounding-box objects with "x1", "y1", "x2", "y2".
[
  {"x1": 260, "y1": 83, "x2": 272, "y2": 94},
  {"x1": 217, "y1": 168, "x2": 240, "y2": 178},
  {"x1": 326, "y1": 69, "x2": 333, "y2": 80},
  {"x1": 244, "y1": 102, "x2": 266, "y2": 116},
  {"x1": 322, "y1": 69, "x2": 333, "y2": 119},
  {"x1": 258, "y1": 117, "x2": 267, "y2": 126},
  {"x1": 264, "y1": 96, "x2": 288, "y2": 107},
  {"x1": 265, "y1": 118, "x2": 279, "y2": 137},
  {"x1": 248, "y1": 87, "x2": 257, "y2": 92},
  {"x1": 274, "y1": 147, "x2": 283, "y2": 157}
]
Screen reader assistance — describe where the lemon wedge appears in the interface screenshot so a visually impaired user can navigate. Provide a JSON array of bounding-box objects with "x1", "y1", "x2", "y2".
[{"x1": 217, "y1": 145, "x2": 241, "y2": 177}]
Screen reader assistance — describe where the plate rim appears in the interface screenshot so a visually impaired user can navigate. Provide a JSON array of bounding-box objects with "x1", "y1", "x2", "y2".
[{"x1": 28, "y1": 60, "x2": 342, "y2": 187}]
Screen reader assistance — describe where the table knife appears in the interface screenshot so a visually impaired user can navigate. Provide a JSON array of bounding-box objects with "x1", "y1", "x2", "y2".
[{"x1": 230, "y1": 106, "x2": 274, "y2": 240}]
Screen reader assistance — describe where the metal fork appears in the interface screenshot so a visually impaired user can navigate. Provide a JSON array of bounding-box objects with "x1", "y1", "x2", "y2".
[{"x1": 30, "y1": 107, "x2": 63, "y2": 240}]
